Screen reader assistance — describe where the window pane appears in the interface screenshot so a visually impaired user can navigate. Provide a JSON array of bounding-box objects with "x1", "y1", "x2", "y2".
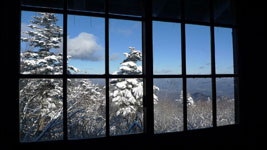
[
  {"x1": 68, "y1": 0, "x2": 105, "y2": 13},
  {"x1": 152, "y1": 0, "x2": 181, "y2": 20},
  {"x1": 153, "y1": 21, "x2": 181, "y2": 75},
  {"x1": 109, "y1": 0, "x2": 143, "y2": 17},
  {"x1": 215, "y1": 27, "x2": 234, "y2": 74},
  {"x1": 67, "y1": 79, "x2": 106, "y2": 139},
  {"x1": 187, "y1": 78, "x2": 212, "y2": 130},
  {"x1": 214, "y1": 0, "x2": 234, "y2": 25},
  {"x1": 19, "y1": 79, "x2": 63, "y2": 142},
  {"x1": 67, "y1": 15, "x2": 105, "y2": 74},
  {"x1": 184, "y1": 0, "x2": 210, "y2": 23},
  {"x1": 21, "y1": 11, "x2": 63, "y2": 75},
  {"x1": 110, "y1": 78, "x2": 143, "y2": 136},
  {"x1": 216, "y1": 78, "x2": 235, "y2": 126},
  {"x1": 154, "y1": 78, "x2": 183, "y2": 133},
  {"x1": 186, "y1": 24, "x2": 211, "y2": 74},
  {"x1": 21, "y1": 0, "x2": 63, "y2": 9},
  {"x1": 109, "y1": 19, "x2": 142, "y2": 75}
]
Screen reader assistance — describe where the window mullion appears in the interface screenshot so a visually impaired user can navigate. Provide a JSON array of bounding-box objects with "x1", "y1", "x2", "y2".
[
  {"x1": 211, "y1": 25, "x2": 217, "y2": 127},
  {"x1": 143, "y1": 0, "x2": 153, "y2": 135},
  {"x1": 181, "y1": 0, "x2": 188, "y2": 131},
  {"x1": 62, "y1": 0, "x2": 68, "y2": 141},
  {"x1": 210, "y1": 0, "x2": 217, "y2": 128},
  {"x1": 104, "y1": 0, "x2": 110, "y2": 137}
]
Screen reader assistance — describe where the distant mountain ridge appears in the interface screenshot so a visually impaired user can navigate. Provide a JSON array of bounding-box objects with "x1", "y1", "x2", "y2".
[{"x1": 154, "y1": 78, "x2": 235, "y2": 101}]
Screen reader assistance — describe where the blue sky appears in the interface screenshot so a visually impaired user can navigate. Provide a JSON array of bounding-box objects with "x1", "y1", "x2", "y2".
[{"x1": 21, "y1": 11, "x2": 234, "y2": 75}]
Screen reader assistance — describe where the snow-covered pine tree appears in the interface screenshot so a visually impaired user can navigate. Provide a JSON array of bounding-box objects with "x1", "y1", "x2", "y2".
[
  {"x1": 21, "y1": 12, "x2": 79, "y2": 74},
  {"x1": 21, "y1": 13, "x2": 62, "y2": 52},
  {"x1": 67, "y1": 79, "x2": 106, "y2": 138},
  {"x1": 110, "y1": 47, "x2": 159, "y2": 134},
  {"x1": 20, "y1": 12, "x2": 105, "y2": 141},
  {"x1": 176, "y1": 90, "x2": 195, "y2": 107}
]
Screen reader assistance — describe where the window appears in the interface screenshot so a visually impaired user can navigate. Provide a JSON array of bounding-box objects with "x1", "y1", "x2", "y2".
[{"x1": 19, "y1": 0, "x2": 238, "y2": 142}]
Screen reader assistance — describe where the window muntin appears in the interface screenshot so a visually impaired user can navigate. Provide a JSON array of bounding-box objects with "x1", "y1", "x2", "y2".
[{"x1": 19, "y1": 0, "x2": 238, "y2": 142}]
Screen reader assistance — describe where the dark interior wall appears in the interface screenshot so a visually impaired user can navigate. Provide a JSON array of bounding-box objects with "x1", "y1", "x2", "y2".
[
  {"x1": 235, "y1": 0, "x2": 266, "y2": 148},
  {"x1": 2, "y1": 0, "x2": 266, "y2": 149}
]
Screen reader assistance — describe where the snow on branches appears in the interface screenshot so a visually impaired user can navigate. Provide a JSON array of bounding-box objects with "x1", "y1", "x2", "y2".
[
  {"x1": 110, "y1": 47, "x2": 159, "y2": 118},
  {"x1": 21, "y1": 13, "x2": 62, "y2": 51},
  {"x1": 21, "y1": 12, "x2": 78, "y2": 75},
  {"x1": 19, "y1": 12, "x2": 105, "y2": 141}
]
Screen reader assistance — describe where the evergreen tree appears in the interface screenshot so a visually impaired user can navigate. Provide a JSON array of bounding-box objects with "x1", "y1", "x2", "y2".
[
  {"x1": 176, "y1": 90, "x2": 195, "y2": 107},
  {"x1": 110, "y1": 47, "x2": 159, "y2": 134},
  {"x1": 21, "y1": 13, "x2": 62, "y2": 52},
  {"x1": 20, "y1": 13, "x2": 105, "y2": 142}
]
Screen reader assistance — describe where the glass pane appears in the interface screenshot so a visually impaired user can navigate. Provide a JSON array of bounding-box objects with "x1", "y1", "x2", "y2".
[
  {"x1": 109, "y1": 19, "x2": 142, "y2": 75},
  {"x1": 68, "y1": 0, "x2": 105, "y2": 13},
  {"x1": 154, "y1": 78, "x2": 183, "y2": 133},
  {"x1": 214, "y1": 0, "x2": 234, "y2": 25},
  {"x1": 110, "y1": 78, "x2": 143, "y2": 136},
  {"x1": 184, "y1": 0, "x2": 210, "y2": 23},
  {"x1": 67, "y1": 15, "x2": 105, "y2": 74},
  {"x1": 216, "y1": 78, "x2": 235, "y2": 126},
  {"x1": 109, "y1": 0, "x2": 143, "y2": 17},
  {"x1": 67, "y1": 79, "x2": 106, "y2": 139},
  {"x1": 153, "y1": 21, "x2": 181, "y2": 75},
  {"x1": 215, "y1": 27, "x2": 234, "y2": 74},
  {"x1": 21, "y1": 0, "x2": 63, "y2": 9},
  {"x1": 186, "y1": 24, "x2": 211, "y2": 74},
  {"x1": 187, "y1": 78, "x2": 212, "y2": 130},
  {"x1": 21, "y1": 11, "x2": 63, "y2": 75},
  {"x1": 19, "y1": 79, "x2": 63, "y2": 142},
  {"x1": 152, "y1": 0, "x2": 181, "y2": 20}
]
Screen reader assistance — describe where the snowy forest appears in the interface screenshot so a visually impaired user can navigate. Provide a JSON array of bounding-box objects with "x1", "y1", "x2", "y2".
[{"x1": 20, "y1": 12, "x2": 235, "y2": 142}]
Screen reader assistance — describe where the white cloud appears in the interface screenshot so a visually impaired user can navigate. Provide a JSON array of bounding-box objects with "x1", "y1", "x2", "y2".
[
  {"x1": 110, "y1": 53, "x2": 121, "y2": 61},
  {"x1": 68, "y1": 32, "x2": 104, "y2": 61}
]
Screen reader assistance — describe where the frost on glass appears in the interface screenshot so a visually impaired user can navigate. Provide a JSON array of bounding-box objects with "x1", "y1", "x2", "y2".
[
  {"x1": 109, "y1": 19, "x2": 142, "y2": 74},
  {"x1": 216, "y1": 78, "x2": 235, "y2": 126},
  {"x1": 19, "y1": 79, "x2": 63, "y2": 142},
  {"x1": 187, "y1": 78, "x2": 212, "y2": 130},
  {"x1": 20, "y1": 11, "x2": 64, "y2": 75},
  {"x1": 186, "y1": 24, "x2": 211, "y2": 75},
  {"x1": 154, "y1": 79, "x2": 183, "y2": 133},
  {"x1": 215, "y1": 27, "x2": 234, "y2": 74},
  {"x1": 153, "y1": 21, "x2": 181, "y2": 75},
  {"x1": 67, "y1": 15, "x2": 105, "y2": 74},
  {"x1": 67, "y1": 79, "x2": 106, "y2": 139}
]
